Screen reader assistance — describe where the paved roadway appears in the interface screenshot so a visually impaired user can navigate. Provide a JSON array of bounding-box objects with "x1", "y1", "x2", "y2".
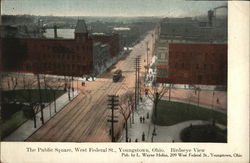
[{"x1": 26, "y1": 31, "x2": 155, "y2": 142}]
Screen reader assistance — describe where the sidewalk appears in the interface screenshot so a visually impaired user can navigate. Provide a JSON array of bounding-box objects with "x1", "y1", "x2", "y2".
[
  {"x1": 3, "y1": 91, "x2": 79, "y2": 141},
  {"x1": 120, "y1": 96, "x2": 227, "y2": 142}
]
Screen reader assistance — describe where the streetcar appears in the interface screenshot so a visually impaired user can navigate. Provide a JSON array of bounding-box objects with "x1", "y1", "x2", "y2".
[{"x1": 113, "y1": 69, "x2": 122, "y2": 82}]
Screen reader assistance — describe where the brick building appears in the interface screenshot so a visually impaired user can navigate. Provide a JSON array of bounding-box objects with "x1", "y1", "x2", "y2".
[
  {"x1": 92, "y1": 33, "x2": 120, "y2": 57},
  {"x1": 1, "y1": 20, "x2": 120, "y2": 77},
  {"x1": 156, "y1": 43, "x2": 227, "y2": 85}
]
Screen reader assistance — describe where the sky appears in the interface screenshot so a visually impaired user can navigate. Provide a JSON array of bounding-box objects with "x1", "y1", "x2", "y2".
[{"x1": 1, "y1": 0, "x2": 227, "y2": 17}]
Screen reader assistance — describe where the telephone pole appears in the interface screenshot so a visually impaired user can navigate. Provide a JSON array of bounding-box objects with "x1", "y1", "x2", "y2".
[
  {"x1": 146, "y1": 41, "x2": 149, "y2": 73},
  {"x1": 134, "y1": 56, "x2": 141, "y2": 109},
  {"x1": 107, "y1": 95, "x2": 119, "y2": 142}
]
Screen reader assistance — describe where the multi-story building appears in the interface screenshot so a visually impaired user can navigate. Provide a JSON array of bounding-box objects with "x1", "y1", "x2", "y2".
[
  {"x1": 92, "y1": 33, "x2": 120, "y2": 58},
  {"x1": 156, "y1": 43, "x2": 227, "y2": 85},
  {"x1": 160, "y1": 17, "x2": 227, "y2": 42},
  {"x1": 92, "y1": 42, "x2": 111, "y2": 76},
  {"x1": 1, "y1": 19, "x2": 120, "y2": 77}
]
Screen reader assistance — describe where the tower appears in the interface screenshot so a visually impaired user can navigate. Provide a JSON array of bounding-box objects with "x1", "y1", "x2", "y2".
[{"x1": 74, "y1": 19, "x2": 88, "y2": 41}]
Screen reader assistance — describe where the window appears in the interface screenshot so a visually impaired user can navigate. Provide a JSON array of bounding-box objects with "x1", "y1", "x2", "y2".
[
  {"x1": 198, "y1": 75, "x2": 203, "y2": 82},
  {"x1": 196, "y1": 64, "x2": 199, "y2": 69},
  {"x1": 211, "y1": 64, "x2": 214, "y2": 70}
]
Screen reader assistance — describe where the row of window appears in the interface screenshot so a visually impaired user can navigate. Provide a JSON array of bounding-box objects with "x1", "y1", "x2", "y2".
[
  {"x1": 30, "y1": 43, "x2": 91, "y2": 51},
  {"x1": 32, "y1": 53, "x2": 86, "y2": 61},
  {"x1": 174, "y1": 63, "x2": 223, "y2": 70},
  {"x1": 24, "y1": 63, "x2": 88, "y2": 71},
  {"x1": 172, "y1": 74, "x2": 223, "y2": 82},
  {"x1": 171, "y1": 52, "x2": 219, "y2": 57}
]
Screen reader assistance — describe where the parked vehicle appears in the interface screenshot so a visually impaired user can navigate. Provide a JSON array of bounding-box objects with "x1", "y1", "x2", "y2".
[{"x1": 113, "y1": 69, "x2": 122, "y2": 82}]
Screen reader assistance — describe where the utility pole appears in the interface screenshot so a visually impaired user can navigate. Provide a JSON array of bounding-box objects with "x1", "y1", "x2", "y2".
[
  {"x1": 68, "y1": 78, "x2": 71, "y2": 100},
  {"x1": 71, "y1": 75, "x2": 74, "y2": 98},
  {"x1": 137, "y1": 57, "x2": 141, "y2": 100},
  {"x1": 134, "y1": 56, "x2": 141, "y2": 109},
  {"x1": 146, "y1": 41, "x2": 149, "y2": 73},
  {"x1": 107, "y1": 95, "x2": 119, "y2": 142}
]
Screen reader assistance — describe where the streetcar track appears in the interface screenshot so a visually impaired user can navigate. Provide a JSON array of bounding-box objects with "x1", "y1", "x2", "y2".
[
  {"x1": 28, "y1": 80, "x2": 108, "y2": 141},
  {"x1": 69, "y1": 80, "x2": 124, "y2": 141},
  {"x1": 61, "y1": 80, "x2": 116, "y2": 141},
  {"x1": 42, "y1": 81, "x2": 109, "y2": 141},
  {"x1": 78, "y1": 75, "x2": 129, "y2": 141}
]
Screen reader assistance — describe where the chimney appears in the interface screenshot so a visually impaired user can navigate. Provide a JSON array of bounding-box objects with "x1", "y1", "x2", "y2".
[{"x1": 54, "y1": 25, "x2": 57, "y2": 38}]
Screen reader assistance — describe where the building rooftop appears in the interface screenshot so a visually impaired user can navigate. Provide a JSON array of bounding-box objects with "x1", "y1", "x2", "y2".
[
  {"x1": 75, "y1": 19, "x2": 88, "y2": 34},
  {"x1": 113, "y1": 27, "x2": 130, "y2": 31},
  {"x1": 158, "y1": 39, "x2": 227, "y2": 44}
]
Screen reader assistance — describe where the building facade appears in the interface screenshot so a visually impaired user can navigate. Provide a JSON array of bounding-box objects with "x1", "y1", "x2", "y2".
[
  {"x1": 1, "y1": 20, "x2": 120, "y2": 77},
  {"x1": 160, "y1": 17, "x2": 227, "y2": 42},
  {"x1": 92, "y1": 33, "x2": 120, "y2": 57},
  {"x1": 156, "y1": 43, "x2": 227, "y2": 85}
]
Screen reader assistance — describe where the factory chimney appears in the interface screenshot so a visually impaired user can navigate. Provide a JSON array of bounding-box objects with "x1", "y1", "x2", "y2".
[{"x1": 54, "y1": 25, "x2": 58, "y2": 38}]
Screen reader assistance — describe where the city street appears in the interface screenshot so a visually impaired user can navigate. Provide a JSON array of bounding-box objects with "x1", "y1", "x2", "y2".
[
  {"x1": 2, "y1": 29, "x2": 227, "y2": 142},
  {"x1": 26, "y1": 31, "x2": 155, "y2": 142}
]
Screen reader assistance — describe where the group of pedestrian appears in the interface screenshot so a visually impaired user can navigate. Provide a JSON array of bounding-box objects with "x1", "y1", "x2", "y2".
[
  {"x1": 146, "y1": 75, "x2": 154, "y2": 83},
  {"x1": 140, "y1": 116, "x2": 145, "y2": 123}
]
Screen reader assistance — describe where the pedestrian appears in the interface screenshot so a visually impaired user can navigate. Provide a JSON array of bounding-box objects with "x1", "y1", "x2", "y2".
[
  {"x1": 147, "y1": 112, "x2": 149, "y2": 119},
  {"x1": 172, "y1": 139, "x2": 175, "y2": 143},
  {"x1": 142, "y1": 132, "x2": 145, "y2": 141},
  {"x1": 140, "y1": 116, "x2": 142, "y2": 123},
  {"x1": 140, "y1": 97, "x2": 142, "y2": 102},
  {"x1": 142, "y1": 116, "x2": 145, "y2": 123},
  {"x1": 129, "y1": 138, "x2": 131, "y2": 142},
  {"x1": 216, "y1": 98, "x2": 220, "y2": 104},
  {"x1": 135, "y1": 138, "x2": 138, "y2": 142}
]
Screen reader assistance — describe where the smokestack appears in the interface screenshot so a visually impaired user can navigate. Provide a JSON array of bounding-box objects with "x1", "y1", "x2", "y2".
[{"x1": 54, "y1": 25, "x2": 57, "y2": 38}]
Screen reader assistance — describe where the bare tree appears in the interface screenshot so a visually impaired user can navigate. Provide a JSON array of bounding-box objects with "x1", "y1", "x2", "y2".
[
  {"x1": 19, "y1": 75, "x2": 38, "y2": 128},
  {"x1": 147, "y1": 83, "x2": 169, "y2": 119},
  {"x1": 45, "y1": 77, "x2": 64, "y2": 113},
  {"x1": 4, "y1": 73, "x2": 21, "y2": 102},
  {"x1": 118, "y1": 91, "x2": 135, "y2": 142}
]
